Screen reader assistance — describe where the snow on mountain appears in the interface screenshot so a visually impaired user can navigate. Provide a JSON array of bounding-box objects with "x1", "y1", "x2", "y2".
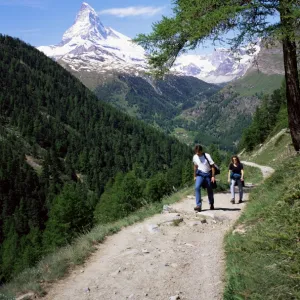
[
  {"x1": 38, "y1": 2, "x2": 260, "y2": 84},
  {"x1": 173, "y1": 45, "x2": 260, "y2": 84},
  {"x1": 61, "y1": 2, "x2": 107, "y2": 44},
  {"x1": 38, "y1": 2, "x2": 146, "y2": 75}
]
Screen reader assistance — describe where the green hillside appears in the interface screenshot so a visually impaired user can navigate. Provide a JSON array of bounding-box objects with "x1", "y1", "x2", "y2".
[
  {"x1": 177, "y1": 71, "x2": 284, "y2": 149},
  {"x1": 231, "y1": 71, "x2": 284, "y2": 97},
  {"x1": 174, "y1": 42, "x2": 285, "y2": 149},
  {"x1": 225, "y1": 154, "x2": 300, "y2": 300},
  {"x1": 230, "y1": 43, "x2": 284, "y2": 97},
  {"x1": 0, "y1": 35, "x2": 193, "y2": 282},
  {"x1": 176, "y1": 87, "x2": 259, "y2": 149},
  {"x1": 224, "y1": 86, "x2": 300, "y2": 299},
  {"x1": 89, "y1": 71, "x2": 280, "y2": 149}
]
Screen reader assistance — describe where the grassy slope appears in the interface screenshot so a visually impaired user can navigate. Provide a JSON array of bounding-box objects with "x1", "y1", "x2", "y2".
[
  {"x1": 224, "y1": 132, "x2": 300, "y2": 300},
  {"x1": 231, "y1": 71, "x2": 284, "y2": 97},
  {"x1": 241, "y1": 128, "x2": 293, "y2": 168},
  {"x1": 230, "y1": 43, "x2": 284, "y2": 98},
  {"x1": 172, "y1": 127, "x2": 196, "y2": 146}
]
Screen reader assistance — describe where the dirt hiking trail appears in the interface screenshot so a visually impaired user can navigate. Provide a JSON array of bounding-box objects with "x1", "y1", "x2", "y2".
[
  {"x1": 242, "y1": 161, "x2": 275, "y2": 179},
  {"x1": 40, "y1": 191, "x2": 249, "y2": 300}
]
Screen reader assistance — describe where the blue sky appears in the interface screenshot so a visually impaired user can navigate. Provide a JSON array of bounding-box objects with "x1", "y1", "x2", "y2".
[
  {"x1": 0, "y1": 0, "x2": 278, "y2": 55},
  {"x1": 0, "y1": 0, "x2": 173, "y2": 47}
]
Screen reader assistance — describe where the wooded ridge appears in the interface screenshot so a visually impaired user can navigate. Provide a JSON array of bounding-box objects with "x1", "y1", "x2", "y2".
[{"x1": 0, "y1": 35, "x2": 193, "y2": 282}]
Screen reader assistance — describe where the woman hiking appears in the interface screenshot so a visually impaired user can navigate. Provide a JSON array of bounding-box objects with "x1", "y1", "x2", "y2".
[
  {"x1": 193, "y1": 144, "x2": 216, "y2": 212},
  {"x1": 228, "y1": 155, "x2": 244, "y2": 204}
]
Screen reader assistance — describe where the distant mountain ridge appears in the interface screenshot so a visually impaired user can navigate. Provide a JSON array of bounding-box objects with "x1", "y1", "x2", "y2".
[
  {"x1": 173, "y1": 45, "x2": 260, "y2": 83},
  {"x1": 38, "y1": 2, "x2": 261, "y2": 84}
]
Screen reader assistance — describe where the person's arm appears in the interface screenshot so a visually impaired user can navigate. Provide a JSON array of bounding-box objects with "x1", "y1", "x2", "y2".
[
  {"x1": 205, "y1": 153, "x2": 215, "y2": 181},
  {"x1": 211, "y1": 165, "x2": 216, "y2": 183},
  {"x1": 194, "y1": 164, "x2": 198, "y2": 181},
  {"x1": 241, "y1": 169, "x2": 244, "y2": 181},
  {"x1": 228, "y1": 164, "x2": 232, "y2": 183},
  {"x1": 211, "y1": 165, "x2": 215, "y2": 177}
]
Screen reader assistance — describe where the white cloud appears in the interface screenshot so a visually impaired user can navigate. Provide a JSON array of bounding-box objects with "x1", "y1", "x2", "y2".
[
  {"x1": 18, "y1": 29, "x2": 41, "y2": 33},
  {"x1": 98, "y1": 6, "x2": 164, "y2": 18},
  {"x1": 5, "y1": 28, "x2": 41, "y2": 37},
  {"x1": 0, "y1": 0, "x2": 45, "y2": 8}
]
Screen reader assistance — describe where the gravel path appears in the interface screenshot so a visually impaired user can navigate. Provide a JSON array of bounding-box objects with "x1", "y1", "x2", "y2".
[
  {"x1": 242, "y1": 161, "x2": 275, "y2": 179},
  {"x1": 39, "y1": 192, "x2": 248, "y2": 300}
]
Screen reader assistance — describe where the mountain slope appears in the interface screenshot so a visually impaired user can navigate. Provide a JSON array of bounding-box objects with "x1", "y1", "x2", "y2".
[
  {"x1": 94, "y1": 74, "x2": 221, "y2": 128},
  {"x1": 228, "y1": 42, "x2": 284, "y2": 96},
  {"x1": 0, "y1": 34, "x2": 192, "y2": 282},
  {"x1": 37, "y1": 2, "x2": 223, "y2": 133},
  {"x1": 176, "y1": 43, "x2": 285, "y2": 149}
]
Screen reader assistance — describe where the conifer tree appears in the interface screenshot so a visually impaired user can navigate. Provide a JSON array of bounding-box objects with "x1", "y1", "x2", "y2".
[
  {"x1": 43, "y1": 183, "x2": 92, "y2": 251},
  {"x1": 135, "y1": 0, "x2": 300, "y2": 151},
  {"x1": 182, "y1": 159, "x2": 193, "y2": 186}
]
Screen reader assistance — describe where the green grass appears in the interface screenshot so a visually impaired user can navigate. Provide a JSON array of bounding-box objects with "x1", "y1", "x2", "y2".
[
  {"x1": 241, "y1": 130, "x2": 294, "y2": 169},
  {"x1": 253, "y1": 133, "x2": 293, "y2": 168},
  {"x1": 224, "y1": 155, "x2": 300, "y2": 300},
  {"x1": 172, "y1": 127, "x2": 196, "y2": 145},
  {"x1": 243, "y1": 164, "x2": 264, "y2": 184},
  {"x1": 231, "y1": 71, "x2": 284, "y2": 97},
  {"x1": 0, "y1": 186, "x2": 194, "y2": 299}
]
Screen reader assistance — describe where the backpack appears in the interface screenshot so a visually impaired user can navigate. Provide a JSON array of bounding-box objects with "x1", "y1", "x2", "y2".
[{"x1": 203, "y1": 153, "x2": 221, "y2": 175}]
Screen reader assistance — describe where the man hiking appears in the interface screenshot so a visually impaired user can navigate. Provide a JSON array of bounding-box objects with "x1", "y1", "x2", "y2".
[{"x1": 193, "y1": 144, "x2": 216, "y2": 212}]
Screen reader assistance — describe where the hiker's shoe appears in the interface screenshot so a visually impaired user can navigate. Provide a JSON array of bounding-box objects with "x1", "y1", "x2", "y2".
[
  {"x1": 238, "y1": 199, "x2": 243, "y2": 204},
  {"x1": 194, "y1": 205, "x2": 202, "y2": 212},
  {"x1": 210, "y1": 204, "x2": 215, "y2": 210},
  {"x1": 230, "y1": 199, "x2": 235, "y2": 204}
]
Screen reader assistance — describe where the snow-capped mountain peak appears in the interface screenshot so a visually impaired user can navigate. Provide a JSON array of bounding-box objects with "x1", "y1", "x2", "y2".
[
  {"x1": 61, "y1": 1, "x2": 107, "y2": 45},
  {"x1": 38, "y1": 2, "x2": 146, "y2": 74},
  {"x1": 38, "y1": 2, "x2": 260, "y2": 84}
]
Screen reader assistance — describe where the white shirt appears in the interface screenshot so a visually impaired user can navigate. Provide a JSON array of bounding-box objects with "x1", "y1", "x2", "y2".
[{"x1": 193, "y1": 153, "x2": 214, "y2": 173}]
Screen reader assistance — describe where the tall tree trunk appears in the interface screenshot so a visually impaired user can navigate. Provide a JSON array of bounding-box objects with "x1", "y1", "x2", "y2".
[
  {"x1": 280, "y1": 2, "x2": 300, "y2": 152},
  {"x1": 282, "y1": 38, "x2": 300, "y2": 151}
]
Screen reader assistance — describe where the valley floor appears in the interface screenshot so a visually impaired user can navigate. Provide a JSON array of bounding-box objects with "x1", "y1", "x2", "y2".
[{"x1": 38, "y1": 192, "x2": 248, "y2": 300}]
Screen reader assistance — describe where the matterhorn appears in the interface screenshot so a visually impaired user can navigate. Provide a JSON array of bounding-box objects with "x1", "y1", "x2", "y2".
[{"x1": 38, "y1": 2, "x2": 146, "y2": 85}]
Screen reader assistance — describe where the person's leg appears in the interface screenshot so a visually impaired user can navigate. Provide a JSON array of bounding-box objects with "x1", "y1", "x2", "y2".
[
  {"x1": 195, "y1": 176, "x2": 204, "y2": 207},
  {"x1": 230, "y1": 179, "x2": 235, "y2": 203},
  {"x1": 237, "y1": 179, "x2": 243, "y2": 202},
  {"x1": 206, "y1": 177, "x2": 214, "y2": 205}
]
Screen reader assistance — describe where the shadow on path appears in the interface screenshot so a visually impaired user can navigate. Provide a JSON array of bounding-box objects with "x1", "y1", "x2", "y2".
[{"x1": 201, "y1": 208, "x2": 241, "y2": 212}]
